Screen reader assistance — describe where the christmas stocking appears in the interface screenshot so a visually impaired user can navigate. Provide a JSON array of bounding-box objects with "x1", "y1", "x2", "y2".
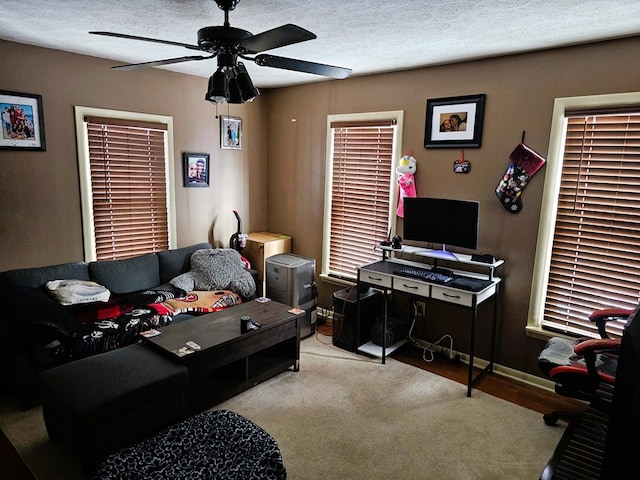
[{"x1": 495, "y1": 143, "x2": 546, "y2": 213}]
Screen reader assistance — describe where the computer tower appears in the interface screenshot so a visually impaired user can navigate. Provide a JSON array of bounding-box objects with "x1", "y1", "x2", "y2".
[
  {"x1": 265, "y1": 254, "x2": 317, "y2": 338},
  {"x1": 332, "y1": 287, "x2": 382, "y2": 352}
]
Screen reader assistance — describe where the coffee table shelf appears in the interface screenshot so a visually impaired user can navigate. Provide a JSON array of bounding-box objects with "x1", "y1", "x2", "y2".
[
  {"x1": 188, "y1": 342, "x2": 299, "y2": 411},
  {"x1": 145, "y1": 300, "x2": 303, "y2": 413}
]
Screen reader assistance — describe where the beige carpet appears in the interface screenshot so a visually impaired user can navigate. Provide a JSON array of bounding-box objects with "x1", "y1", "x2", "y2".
[{"x1": 0, "y1": 336, "x2": 564, "y2": 479}]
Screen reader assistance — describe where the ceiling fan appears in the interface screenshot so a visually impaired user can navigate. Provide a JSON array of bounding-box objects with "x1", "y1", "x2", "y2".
[{"x1": 90, "y1": 0, "x2": 352, "y2": 104}]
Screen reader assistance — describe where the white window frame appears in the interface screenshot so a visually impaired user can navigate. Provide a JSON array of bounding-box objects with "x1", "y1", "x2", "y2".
[
  {"x1": 321, "y1": 110, "x2": 404, "y2": 284},
  {"x1": 527, "y1": 91, "x2": 640, "y2": 340},
  {"x1": 74, "y1": 106, "x2": 177, "y2": 262}
]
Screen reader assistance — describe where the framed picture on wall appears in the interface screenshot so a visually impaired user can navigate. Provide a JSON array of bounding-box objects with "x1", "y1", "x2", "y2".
[
  {"x1": 424, "y1": 94, "x2": 486, "y2": 148},
  {"x1": 0, "y1": 90, "x2": 46, "y2": 151},
  {"x1": 220, "y1": 116, "x2": 242, "y2": 150},
  {"x1": 183, "y1": 152, "x2": 210, "y2": 187}
]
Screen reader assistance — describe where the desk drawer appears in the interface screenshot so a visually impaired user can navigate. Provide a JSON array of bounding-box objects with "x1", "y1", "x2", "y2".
[
  {"x1": 360, "y1": 270, "x2": 392, "y2": 288},
  {"x1": 393, "y1": 277, "x2": 431, "y2": 297},
  {"x1": 431, "y1": 286, "x2": 474, "y2": 307}
]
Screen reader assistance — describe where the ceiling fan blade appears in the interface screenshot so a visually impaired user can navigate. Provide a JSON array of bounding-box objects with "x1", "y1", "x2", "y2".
[
  {"x1": 254, "y1": 54, "x2": 352, "y2": 79},
  {"x1": 90, "y1": 31, "x2": 201, "y2": 51},
  {"x1": 113, "y1": 55, "x2": 215, "y2": 70},
  {"x1": 240, "y1": 24, "x2": 316, "y2": 53}
]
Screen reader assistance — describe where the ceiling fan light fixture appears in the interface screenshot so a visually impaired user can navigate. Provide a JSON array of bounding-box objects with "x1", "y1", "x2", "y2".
[
  {"x1": 235, "y1": 62, "x2": 260, "y2": 102},
  {"x1": 227, "y1": 73, "x2": 244, "y2": 104},
  {"x1": 205, "y1": 68, "x2": 230, "y2": 104}
]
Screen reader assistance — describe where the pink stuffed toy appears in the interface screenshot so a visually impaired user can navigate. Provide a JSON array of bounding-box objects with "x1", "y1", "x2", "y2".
[{"x1": 396, "y1": 154, "x2": 417, "y2": 217}]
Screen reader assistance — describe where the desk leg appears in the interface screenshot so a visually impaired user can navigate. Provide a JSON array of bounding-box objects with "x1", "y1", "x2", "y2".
[
  {"x1": 488, "y1": 283, "x2": 500, "y2": 373},
  {"x1": 356, "y1": 272, "x2": 361, "y2": 353},
  {"x1": 381, "y1": 291, "x2": 388, "y2": 364},
  {"x1": 467, "y1": 287, "x2": 500, "y2": 396},
  {"x1": 467, "y1": 301, "x2": 477, "y2": 397}
]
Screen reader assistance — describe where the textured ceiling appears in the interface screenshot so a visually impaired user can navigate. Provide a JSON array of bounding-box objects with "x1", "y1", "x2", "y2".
[{"x1": 2, "y1": 0, "x2": 640, "y2": 89}]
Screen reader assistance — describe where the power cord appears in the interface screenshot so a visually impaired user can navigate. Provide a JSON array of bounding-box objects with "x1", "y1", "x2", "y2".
[
  {"x1": 315, "y1": 304, "x2": 335, "y2": 345},
  {"x1": 408, "y1": 301, "x2": 454, "y2": 362}
]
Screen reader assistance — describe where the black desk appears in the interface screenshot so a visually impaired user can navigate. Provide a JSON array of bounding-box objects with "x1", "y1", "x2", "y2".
[{"x1": 357, "y1": 257, "x2": 502, "y2": 397}]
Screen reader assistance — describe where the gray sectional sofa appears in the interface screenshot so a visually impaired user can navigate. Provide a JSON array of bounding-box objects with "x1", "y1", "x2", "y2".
[{"x1": 0, "y1": 243, "x2": 258, "y2": 409}]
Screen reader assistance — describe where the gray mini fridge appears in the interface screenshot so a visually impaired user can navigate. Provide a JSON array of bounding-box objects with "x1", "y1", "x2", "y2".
[{"x1": 265, "y1": 253, "x2": 317, "y2": 338}]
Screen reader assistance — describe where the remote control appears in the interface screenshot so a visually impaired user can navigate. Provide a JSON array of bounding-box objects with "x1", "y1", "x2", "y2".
[{"x1": 186, "y1": 341, "x2": 201, "y2": 351}]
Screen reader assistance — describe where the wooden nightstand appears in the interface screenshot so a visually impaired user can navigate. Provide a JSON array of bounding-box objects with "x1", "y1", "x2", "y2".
[{"x1": 243, "y1": 232, "x2": 291, "y2": 295}]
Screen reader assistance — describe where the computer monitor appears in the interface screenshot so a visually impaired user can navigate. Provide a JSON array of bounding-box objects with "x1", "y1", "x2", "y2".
[{"x1": 403, "y1": 197, "x2": 479, "y2": 260}]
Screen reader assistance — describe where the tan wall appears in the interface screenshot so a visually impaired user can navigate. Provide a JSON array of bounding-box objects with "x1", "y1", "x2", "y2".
[
  {"x1": 0, "y1": 40, "x2": 268, "y2": 271},
  {"x1": 263, "y1": 36, "x2": 640, "y2": 375},
  {"x1": 2, "y1": 36, "x2": 639, "y2": 378}
]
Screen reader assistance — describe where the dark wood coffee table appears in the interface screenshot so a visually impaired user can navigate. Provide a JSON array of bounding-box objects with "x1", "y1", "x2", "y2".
[{"x1": 144, "y1": 299, "x2": 303, "y2": 413}]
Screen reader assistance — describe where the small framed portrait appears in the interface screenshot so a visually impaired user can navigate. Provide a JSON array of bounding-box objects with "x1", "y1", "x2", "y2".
[
  {"x1": 0, "y1": 90, "x2": 46, "y2": 151},
  {"x1": 424, "y1": 94, "x2": 486, "y2": 148},
  {"x1": 183, "y1": 152, "x2": 210, "y2": 187},
  {"x1": 220, "y1": 116, "x2": 242, "y2": 150}
]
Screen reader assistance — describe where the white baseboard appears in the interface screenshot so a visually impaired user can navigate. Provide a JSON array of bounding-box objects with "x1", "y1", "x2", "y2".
[
  {"x1": 406, "y1": 337, "x2": 557, "y2": 392},
  {"x1": 452, "y1": 351, "x2": 556, "y2": 392}
]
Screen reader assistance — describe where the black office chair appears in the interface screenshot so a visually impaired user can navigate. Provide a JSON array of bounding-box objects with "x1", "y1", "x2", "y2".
[
  {"x1": 539, "y1": 304, "x2": 640, "y2": 479},
  {"x1": 601, "y1": 303, "x2": 640, "y2": 478},
  {"x1": 537, "y1": 307, "x2": 633, "y2": 426}
]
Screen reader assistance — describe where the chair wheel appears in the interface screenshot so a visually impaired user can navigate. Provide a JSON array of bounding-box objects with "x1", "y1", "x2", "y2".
[{"x1": 543, "y1": 413, "x2": 558, "y2": 426}]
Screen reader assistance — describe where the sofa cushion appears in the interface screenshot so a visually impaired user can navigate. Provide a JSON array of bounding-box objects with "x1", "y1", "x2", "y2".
[
  {"x1": 0, "y1": 262, "x2": 90, "y2": 289},
  {"x1": 156, "y1": 243, "x2": 211, "y2": 284},
  {"x1": 89, "y1": 254, "x2": 159, "y2": 295},
  {"x1": 38, "y1": 343, "x2": 188, "y2": 465},
  {"x1": 39, "y1": 342, "x2": 188, "y2": 419}
]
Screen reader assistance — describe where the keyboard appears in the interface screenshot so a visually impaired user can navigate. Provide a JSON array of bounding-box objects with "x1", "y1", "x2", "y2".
[{"x1": 393, "y1": 266, "x2": 454, "y2": 284}]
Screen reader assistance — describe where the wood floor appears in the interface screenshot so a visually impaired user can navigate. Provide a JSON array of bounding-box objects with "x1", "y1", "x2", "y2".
[{"x1": 392, "y1": 342, "x2": 588, "y2": 417}]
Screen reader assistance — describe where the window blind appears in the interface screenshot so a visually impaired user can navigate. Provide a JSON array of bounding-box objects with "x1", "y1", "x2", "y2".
[
  {"x1": 542, "y1": 110, "x2": 640, "y2": 338},
  {"x1": 328, "y1": 120, "x2": 395, "y2": 280},
  {"x1": 86, "y1": 119, "x2": 169, "y2": 261}
]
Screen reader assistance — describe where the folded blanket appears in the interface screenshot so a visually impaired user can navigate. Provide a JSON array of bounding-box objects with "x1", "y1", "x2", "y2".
[
  {"x1": 46, "y1": 279, "x2": 110, "y2": 306},
  {"x1": 149, "y1": 290, "x2": 242, "y2": 316}
]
